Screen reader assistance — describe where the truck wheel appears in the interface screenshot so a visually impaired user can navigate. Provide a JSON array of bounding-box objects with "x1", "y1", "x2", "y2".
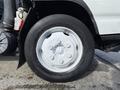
[
  {"x1": 0, "y1": 30, "x2": 18, "y2": 55},
  {"x1": 25, "y1": 14, "x2": 95, "y2": 82}
]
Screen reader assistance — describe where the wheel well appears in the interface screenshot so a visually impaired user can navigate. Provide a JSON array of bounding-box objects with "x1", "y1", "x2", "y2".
[
  {"x1": 18, "y1": 1, "x2": 102, "y2": 67},
  {"x1": 34, "y1": 1, "x2": 102, "y2": 47},
  {"x1": 21, "y1": 1, "x2": 102, "y2": 48}
]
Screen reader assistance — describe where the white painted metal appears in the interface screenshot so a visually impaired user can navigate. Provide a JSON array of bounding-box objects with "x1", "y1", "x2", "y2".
[
  {"x1": 84, "y1": 0, "x2": 120, "y2": 35},
  {"x1": 36, "y1": 26, "x2": 83, "y2": 73}
]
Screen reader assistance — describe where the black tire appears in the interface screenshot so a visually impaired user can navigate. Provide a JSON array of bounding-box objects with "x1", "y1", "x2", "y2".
[
  {"x1": 0, "y1": 31, "x2": 18, "y2": 55},
  {"x1": 25, "y1": 14, "x2": 95, "y2": 82}
]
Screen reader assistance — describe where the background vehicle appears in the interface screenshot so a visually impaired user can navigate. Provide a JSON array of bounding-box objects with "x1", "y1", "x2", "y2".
[
  {"x1": 0, "y1": 0, "x2": 17, "y2": 55},
  {"x1": 0, "y1": 0, "x2": 3, "y2": 21},
  {"x1": 0, "y1": 0, "x2": 120, "y2": 82}
]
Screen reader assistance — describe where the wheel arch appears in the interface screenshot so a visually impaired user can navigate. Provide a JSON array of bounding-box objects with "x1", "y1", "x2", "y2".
[{"x1": 18, "y1": 0, "x2": 102, "y2": 68}]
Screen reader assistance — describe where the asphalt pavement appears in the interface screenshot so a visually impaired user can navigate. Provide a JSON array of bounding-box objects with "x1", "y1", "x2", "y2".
[{"x1": 0, "y1": 50, "x2": 120, "y2": 90}]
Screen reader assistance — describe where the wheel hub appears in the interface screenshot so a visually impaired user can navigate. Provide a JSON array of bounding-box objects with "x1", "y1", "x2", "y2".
[
  {"x1": 42, "y1": 32, "x2": 76, "y2": 66},
  {"x1": 36, "y1": 26, "x2": 83, "y2": 73},
  {"x1": 50, "y1": 41, "x2": 64, "y2": 55}
]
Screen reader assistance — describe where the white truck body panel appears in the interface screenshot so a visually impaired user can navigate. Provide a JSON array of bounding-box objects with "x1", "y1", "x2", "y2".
[{"x1": 84, "y1": 0, "x2": 120, "y2": 35}]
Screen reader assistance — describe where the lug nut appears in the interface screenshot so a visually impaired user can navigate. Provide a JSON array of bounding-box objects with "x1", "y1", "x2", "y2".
[
  {"x1": 67, "y1": 54, "x2": 72, "y2": 59},
  {"x1": 49, "y1": 45, "x2": 53, "y2": 50},
  {"x1": 61, "y1": 60, "x2": 64, "y2": 64},
  {"x1": 50, "y1": 55, "x2": 54, "y2": 60},
  {"x1": 66, "y1": 43, "x2": 71, "y2": 48}
]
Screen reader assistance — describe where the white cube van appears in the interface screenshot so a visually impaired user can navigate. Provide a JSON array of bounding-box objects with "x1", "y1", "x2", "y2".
[
  {"x1": 84, "y1": 0, "x2": 120, "y2": 35},
  {"x1": 0, "y1": 0, "x2": 120, "y2": 82}
]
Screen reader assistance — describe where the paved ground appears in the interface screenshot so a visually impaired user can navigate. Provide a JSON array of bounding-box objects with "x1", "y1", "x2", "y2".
[{"x1": 0, "y1": 51, "x2": 120, "y2": 90}]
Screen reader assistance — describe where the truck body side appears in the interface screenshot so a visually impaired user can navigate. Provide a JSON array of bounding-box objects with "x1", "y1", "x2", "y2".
[
  {"x1": 84, "y1": 0, "x2": 120, "y2": 35},
  {"x1": 19, "y1": 0, "x2": 119, "y2": 67}
]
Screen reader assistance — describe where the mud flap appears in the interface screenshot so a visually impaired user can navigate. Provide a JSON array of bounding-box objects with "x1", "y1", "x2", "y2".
[
  {"x1": 17, "y1": 30, "x2": 27, "y2": 69},
  {"x1": 17, "y1": 54, "x2": 26, "y2": 69}
]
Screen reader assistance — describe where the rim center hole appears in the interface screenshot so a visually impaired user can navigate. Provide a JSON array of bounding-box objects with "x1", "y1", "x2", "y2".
[
  {"x1": 56, "y1": 46, "x2": 64, "y2": 54},
  {"x1": 50, "y1": 41, "x2": 64, "y2": 55}
]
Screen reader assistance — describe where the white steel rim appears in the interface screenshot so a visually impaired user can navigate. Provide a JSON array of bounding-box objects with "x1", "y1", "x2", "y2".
[
  {"x1": 0, "y1": 31, "x2": 8, "y2": 54},
  {"x1": 36, "y1": 26, "x2": 83, "y2": 73}
]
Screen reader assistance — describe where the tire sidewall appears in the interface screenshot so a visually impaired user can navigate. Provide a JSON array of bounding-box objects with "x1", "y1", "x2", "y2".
[
  {"x1": 25, "y1": 14, "x2": 95, "y2": 82},
  {"x1": 0, "y1": 31, "x2": 17, "y2": 55}
]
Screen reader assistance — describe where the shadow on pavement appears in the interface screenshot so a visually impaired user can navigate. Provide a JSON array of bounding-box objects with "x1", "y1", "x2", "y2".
[
  {"x1": 95, "y1": 49, "x2": 120, "y2": 90},
  {"x1": 95, "y1": 49, "x2": 120, "y2": 71},
  {"x1": 0, "y1": 56, "x2": 18, "y2": 61}
]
